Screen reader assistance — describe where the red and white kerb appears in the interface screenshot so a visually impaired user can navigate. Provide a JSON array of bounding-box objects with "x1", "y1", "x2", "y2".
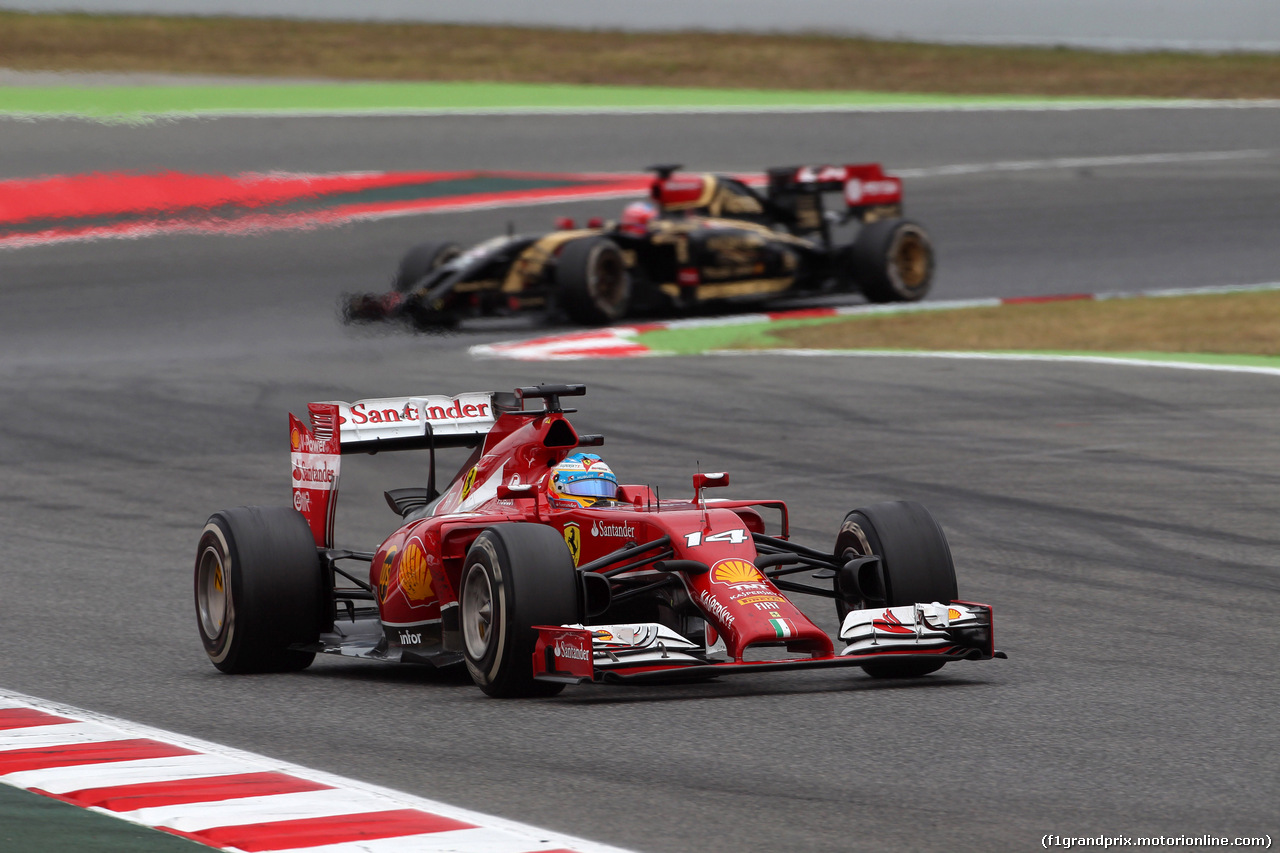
[{"x1": 0, "y1": 691, "x2": 634, "y2": 853}]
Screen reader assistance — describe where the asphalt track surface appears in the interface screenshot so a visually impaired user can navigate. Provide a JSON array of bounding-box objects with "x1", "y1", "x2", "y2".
[{"x1": 1, "y1": 108, "x2": 1278, "y2": 851}]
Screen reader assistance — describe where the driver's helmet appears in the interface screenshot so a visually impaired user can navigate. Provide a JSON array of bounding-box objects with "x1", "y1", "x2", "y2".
[
  {"x1": 620, "y1": 200, "x2": 657, "y2": 235},
  {"x1": 547, "y1": 453, "x2": 619, "y2": 508}
]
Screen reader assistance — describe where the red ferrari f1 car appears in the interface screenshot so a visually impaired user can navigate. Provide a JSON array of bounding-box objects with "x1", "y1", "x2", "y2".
[
  {"x1": 344, "y1": 163, "x2": 934, "y2": 330},
  {"x1": 195, "y1": 385, "x2": 1000, "y2": 697}
]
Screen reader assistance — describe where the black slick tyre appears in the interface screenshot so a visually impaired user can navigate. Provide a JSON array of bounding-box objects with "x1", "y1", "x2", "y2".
[
  {"x1": 194, "y1": 506, "x2": 323, "y2": 674},
  {"x1": 459, "y1": 524, "x2": 581, "y2": 698},
  {"x1": 849, "y1": 219, "x2": 934, "y2": 303},
  {"x1": 833, "y1": 500, "x2": 958, "y2": 678},
  {"x1": 395, "y1": 241, "x2": 461, "y2": 292},
  {"x1": 556, "y1": 237, "x2": 632, "y2": 325}
]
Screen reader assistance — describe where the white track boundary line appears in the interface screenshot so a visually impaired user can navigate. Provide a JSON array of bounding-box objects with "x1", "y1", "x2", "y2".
[
  {"x1": 895, "y1": 148, "x2": 1275, "y2": 177},
  {"x1": 4, "y1": 98, "x2": 1280, "y2": 123},
  {"x1": 706, "y1": 349, "x2": 1280, "y2": 376},
  {"x1": 0, "y1": 689, "x2": 636, "y2": 853}
]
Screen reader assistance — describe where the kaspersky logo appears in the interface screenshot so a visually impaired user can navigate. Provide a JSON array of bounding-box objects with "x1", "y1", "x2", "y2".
[{"x1": 710, "y1": 559, "x2": 764, "y2": 587}]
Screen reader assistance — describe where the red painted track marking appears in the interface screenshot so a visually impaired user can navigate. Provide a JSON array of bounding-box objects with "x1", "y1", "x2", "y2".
[
  {"x1": 51, "y1": 771, "x2": 334, "y2": 812},
  {"x1": 0, "y1": 708, "x2": 76, "y2": 730},
  {"x1": 0, "y1": 739, "x2": 197, "y2": 774},
  {"x1": 767, "y1": 307, "x2": 838, "y2": 320},
  {"x1": 551, "y1": 345, "x2": 650, "y2": 359},
  {"x1": 168, "y1": 808, "x2": 477, "y2": 852},
  {"x1": 0, "y1": 174, "x2": 653, "y2": 250},
  {"x1": 0, "y1": 170, "x2": 649, "y2": 225}
]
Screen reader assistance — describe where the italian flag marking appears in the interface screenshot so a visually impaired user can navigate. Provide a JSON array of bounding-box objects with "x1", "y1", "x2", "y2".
[{"x1": 769, "y1": 618, "x2": 796, "y2": 639}]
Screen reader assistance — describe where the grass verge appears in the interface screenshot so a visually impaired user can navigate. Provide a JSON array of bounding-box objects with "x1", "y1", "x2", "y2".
[
  {"x1": 2, "y1": 11, "x2": 1280, "y2": 99},
  {"x1": 0, "y1": 81, "x2": 1114, "y2": 120},
  {"x1": 634, "y1": 290, "x2": 1280, "y2": 362}
]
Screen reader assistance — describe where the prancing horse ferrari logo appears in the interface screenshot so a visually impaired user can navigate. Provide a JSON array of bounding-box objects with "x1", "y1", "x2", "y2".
[
  {"x1": 563, "y1": 523, "x2": 581, "y2": 565},
  {"x1": 460, "y1": 466, "x2": 479, "y2": 499}
]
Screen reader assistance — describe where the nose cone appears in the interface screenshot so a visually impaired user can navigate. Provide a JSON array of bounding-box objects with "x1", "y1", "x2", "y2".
[{"x1": 692, "y1": 556, "x2": 833, "y2": 661}]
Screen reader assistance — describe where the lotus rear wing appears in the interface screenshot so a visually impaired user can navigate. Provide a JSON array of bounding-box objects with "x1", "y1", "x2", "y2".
[
  {"x1": 765, "y1": 163, "x2": 905, "y2": 238},
  {"x1": 289, "y1": 391, "x2": 517, "y2": 547}
]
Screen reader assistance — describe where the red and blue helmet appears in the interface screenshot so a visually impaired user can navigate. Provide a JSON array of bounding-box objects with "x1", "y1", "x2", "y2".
[{"x1": 548, "y1": 453, "x2": 618, "y2": 507}]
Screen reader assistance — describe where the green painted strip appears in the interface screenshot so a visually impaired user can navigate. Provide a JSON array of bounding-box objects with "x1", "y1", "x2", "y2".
[
  {"x1": 636, "y1": 313, "x2": 851, "y2": 354},
  {"x1": 633, "y1": 319, "x2": 1280, "y2": 368},
  {"x1": 0, "y1": 784, "x2": 208, "y2": 853},
  {"x1": 0, "y1": 80, "x2": 1141, "y2": 120}
]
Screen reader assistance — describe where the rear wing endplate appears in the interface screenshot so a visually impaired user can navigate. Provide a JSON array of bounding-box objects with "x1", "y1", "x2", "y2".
[{"x1": 289, "y1": 391, "x2": 510, "y2": 547}]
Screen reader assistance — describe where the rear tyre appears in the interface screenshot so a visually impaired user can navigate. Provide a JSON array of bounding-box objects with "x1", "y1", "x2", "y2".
[
  {"x1": 833, "y1": 500, "x2": 957, "y2": 678},
  {"x1": 395, "y1": 241, "x2": 461, "y2": 292},
  {"x1": 848, "y1": 219, "x2": 934, "y2": 303},
  {"x1": 195, "y1": 507, "x2": 323, "y2": 673},
  {"x1": 460, "y1": 524, "x2": 581, "y2": 697},
  {"x1": 556, "y1": 237, "x2": 632, "y2": 325}
]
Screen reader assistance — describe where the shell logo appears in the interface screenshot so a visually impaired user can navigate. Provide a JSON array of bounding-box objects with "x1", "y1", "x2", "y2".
[
  {"x1": 377, "y1": 547, "x2": 397, "y2": 603},
  {"x1": 711, "y1": 559, "x2": 763, "y2": 587},
  {"x1": 290, "y1": 426, "x2": 301, "y2": 452},
  {"x1": 399, "y1": 542, "x2": 434, "y2": 602},
  {"x1": 948, "y1": 608, "x2": 962, "y2": 621}
]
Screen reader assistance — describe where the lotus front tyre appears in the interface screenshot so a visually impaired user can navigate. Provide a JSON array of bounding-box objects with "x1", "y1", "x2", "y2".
[{"x1": 395, "y1": 241, "x2": 461, "y2": 292}]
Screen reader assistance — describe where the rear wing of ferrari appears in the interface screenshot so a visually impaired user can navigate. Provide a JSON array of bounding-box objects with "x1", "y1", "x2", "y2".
[
  {"x1": 318, "y1": 391, "x2": 507, "y2": 453},
  {"x1": 766, "y1": 163, "x2": 905, "y2": 235},
  {"x1": 288, "y1": 391, "x2": 516, "y2": 547}
]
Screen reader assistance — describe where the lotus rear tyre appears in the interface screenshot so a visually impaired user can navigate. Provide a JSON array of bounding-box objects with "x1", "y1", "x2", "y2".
[
  {"x1": 460, "y1": 524, "x2": 581, "y2": 697},
  {"x1": 194, "y1": 506, "x2": 323, "y2": 674},
  {"x1": 833, "y1": 500, "x2": 957, "y2": 678},
  {"x1": 849, "y1": 219, "x2": 934, "y2": 303}
]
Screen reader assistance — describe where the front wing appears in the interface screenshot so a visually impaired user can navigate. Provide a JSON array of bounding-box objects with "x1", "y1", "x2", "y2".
[{"x1": 532, "y1": 601, "x2": 1002, "y2": 685}]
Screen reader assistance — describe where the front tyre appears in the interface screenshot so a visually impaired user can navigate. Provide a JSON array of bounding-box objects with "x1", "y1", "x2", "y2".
[
  {"x1": 395, "y1": 241, "x2": 461, "y2": 292},
  {"x1": 460, "y1": 524, "x2": 581, "y2": 697},
  {"x1": 194, "y1": 506, "x2": 323, "y2": 674},
  {"x1": 556, "y1": 237, "x2": 632, "y2": 325},
  {"x1": 833, "y1": 500, "x2": 957, "y2": 678},
  {"x1": 849, "y1": 219, "x2": 934, "y2": 303}
]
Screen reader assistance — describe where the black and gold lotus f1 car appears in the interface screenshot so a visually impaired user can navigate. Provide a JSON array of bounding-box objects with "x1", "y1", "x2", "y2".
[{"x1": 344, "y1": 164, "x2": 934, "y2": 329}]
